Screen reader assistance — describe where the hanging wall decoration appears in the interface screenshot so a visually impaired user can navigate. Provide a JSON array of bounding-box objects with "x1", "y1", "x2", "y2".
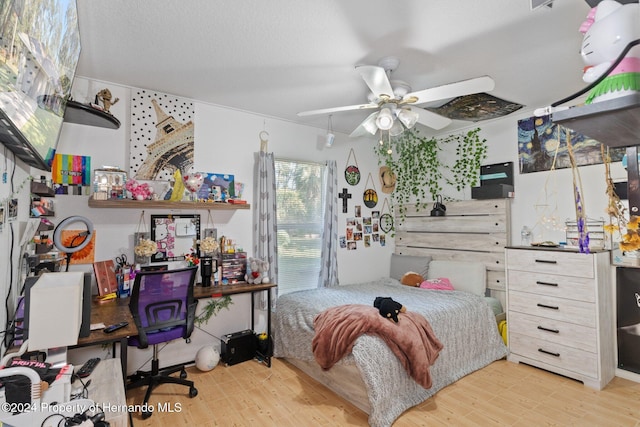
[
  {"x1": 339, "y1": 188, "x2": 352, "y2": 213},
  {"x1": 363, "y1": 173, "x2": 378, "y2": 208},
  {"x1": 129, "y1": 89, "x2": 195, "y2": 181},
  {"x1": 51, "y1": 154, "x2": 91, "y2": 186},
  {"x1": 517, "y1": 114, "x2": 624, "y2": 174},
  {"x1": 379, "y1": 166, "x2": 396, "y2": 194},
  {"x1": 379, "y1": 198, "x2": 394, "y2": 234},
  {"x1": 344, "y1": 148, "x2": 361, "y2": 186}
]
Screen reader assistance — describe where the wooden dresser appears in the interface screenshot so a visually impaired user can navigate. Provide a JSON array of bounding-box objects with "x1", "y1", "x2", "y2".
[{"x1": 505, "y1": 246, "x2": 615, "y2": 390}]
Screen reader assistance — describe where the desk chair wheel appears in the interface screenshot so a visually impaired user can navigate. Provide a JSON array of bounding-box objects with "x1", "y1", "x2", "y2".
[
  {"x1": 180, "y1": 368, "x2": 187, "y2": 379},
  {"x1": 142, "y1": 410, "x2": 152, "y2": 420},
  {"x1": 190, "y1": 386, "x2": 198, "y2": 398}
]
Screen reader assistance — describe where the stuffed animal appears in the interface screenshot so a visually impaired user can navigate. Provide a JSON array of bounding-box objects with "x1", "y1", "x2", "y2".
[
  {"x1": 373, "y1": 297, "x2": 406, "y2": 323},
  {"x1": 400, "y1": 271, "x2": 424, "y2": 287},
  {"x1": 245, "y1": 257, "x2": 270, "y2": 284},
  {"x1": 579, "y1": 0, "x2": 640, "y2": 104}
]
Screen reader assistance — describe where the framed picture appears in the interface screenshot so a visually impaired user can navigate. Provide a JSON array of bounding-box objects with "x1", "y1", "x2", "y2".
[
  {"x1": 196, "y1": 173, "x2": 235, "y2": 201},
  {"x1": 151, "y1": 214, "x2": 200, "y2": 262}
]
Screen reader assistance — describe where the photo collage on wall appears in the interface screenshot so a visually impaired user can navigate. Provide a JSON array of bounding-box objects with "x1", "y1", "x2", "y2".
[
  {"x1": 341, "y1": 207, "x2": 386, "y2": 250},
  {"x1": 339, "y1": 149, "x2": 395, "y2": 251}
]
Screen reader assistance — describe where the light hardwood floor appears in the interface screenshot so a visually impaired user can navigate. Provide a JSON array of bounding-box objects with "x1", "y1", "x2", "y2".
[{"x1": 125, "y1": 358, "x2": 640, "y2": 426}]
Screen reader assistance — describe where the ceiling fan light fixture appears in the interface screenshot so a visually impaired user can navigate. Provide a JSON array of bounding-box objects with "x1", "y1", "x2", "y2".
[
  {"x1": 363, "y1": 116, "x2": 379, "y2": 135},
  {"x1": 397, "y1": 108, "x2": 419, "y2": 129},
  {"x1": 375, "y1": 107, "x2": 394, "y2": 130},
  {"x1": 389, "y1": 119, "x2": 404, "y2": 136}
]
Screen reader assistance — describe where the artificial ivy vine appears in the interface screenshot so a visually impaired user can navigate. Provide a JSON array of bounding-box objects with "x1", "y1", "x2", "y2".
[
  {"x1": 195, "y1": 295, "x2": 233, "y2": 326},
  {"x1": 445, "y1": 128, "x2": 488, "y2": 191},
  {"x1": 374, "y1": 127, "x2": 487, "y2": 226},
  {"x1": 374, "y1": 129, "x2": 443, "y2": 221}
]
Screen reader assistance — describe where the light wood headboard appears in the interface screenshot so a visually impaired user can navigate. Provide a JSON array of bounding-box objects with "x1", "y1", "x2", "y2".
[{"x1": 395, "y1": 199, "x2": 511, "y2": 306}]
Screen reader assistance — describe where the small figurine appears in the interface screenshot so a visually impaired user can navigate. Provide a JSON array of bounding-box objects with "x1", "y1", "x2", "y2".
[{"x1": 95, "y1": 88, "x2": 120, "y2": 113}]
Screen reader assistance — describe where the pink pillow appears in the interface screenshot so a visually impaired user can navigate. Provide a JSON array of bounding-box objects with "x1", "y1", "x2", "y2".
[{"x1": 419, "y1": 277, "x2": 454, "y2": 291}]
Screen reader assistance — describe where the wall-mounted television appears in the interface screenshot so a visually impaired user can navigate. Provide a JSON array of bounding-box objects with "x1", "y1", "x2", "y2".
[{"x1": 0, "y1": 0, "x2": 81, "y2": 171}]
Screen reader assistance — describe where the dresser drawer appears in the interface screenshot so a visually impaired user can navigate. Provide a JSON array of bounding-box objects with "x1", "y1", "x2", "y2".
[
  {"x1": 507, "y1": 270, "x2": 595, "y2": 303},
  {"x1": 508, "y1": 311, "x2": 597, "y2": 353},
  {"x1": 510, "y1": 332, "x2": 598, "y2": 378},
  {"x1": 506, "y1": 249, "x2": 594, "y2": 278},
  {"x1": 508, "y1": 290, "x2": 596, "y2": 327}
]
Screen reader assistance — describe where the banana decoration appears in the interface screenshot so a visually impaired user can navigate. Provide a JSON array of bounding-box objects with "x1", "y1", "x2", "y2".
[{"x1": 170, "y1": 169, "x2": 186, "y2": 201}]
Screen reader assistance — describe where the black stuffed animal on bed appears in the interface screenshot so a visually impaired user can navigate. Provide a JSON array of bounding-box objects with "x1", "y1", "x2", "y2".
[{"x1": 373, "y1": 296, "x2": 406, "y2": 323}]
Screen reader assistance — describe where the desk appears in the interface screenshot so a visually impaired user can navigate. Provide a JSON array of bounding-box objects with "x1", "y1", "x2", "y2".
[
  {"x1": 74, "y1": 298, "x2": 135, "y2": 382},
  {"x1": 194, "y1": 282, "x2": 277, "y2": 366}
]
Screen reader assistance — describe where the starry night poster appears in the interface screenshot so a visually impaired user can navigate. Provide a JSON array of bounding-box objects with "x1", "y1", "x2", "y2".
[{"x1": 517, "y1": 115, "x2": 625, "y2": 174}]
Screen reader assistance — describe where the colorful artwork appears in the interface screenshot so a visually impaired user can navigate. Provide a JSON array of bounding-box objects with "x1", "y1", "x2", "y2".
[
  {"x1": 517, "y1": 115, "x2": 625, "y2": 174},
  {"x1": 428, "y1": 93, "x2": 523, "y2": 121},
  {"x1": 61, "y1": 230, "x2": 96, "y2": 265},
  {"x1": 152, "y1": 217, "x2": 176, "y2": 258},
  {"x1": 196, "y1": 173, "x2": 235, "y2": 200},
  {"x1": 51, "y1": 154, "x2": 91, "y2": 185}
]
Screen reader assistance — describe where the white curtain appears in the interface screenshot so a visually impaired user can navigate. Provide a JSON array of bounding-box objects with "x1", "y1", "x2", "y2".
[
  {"x1": 318, "y1": 160, "x2": 339, "y2": 288},
  {"x1": 253, "y1": 143, "x2": 278, "y2": 309}
]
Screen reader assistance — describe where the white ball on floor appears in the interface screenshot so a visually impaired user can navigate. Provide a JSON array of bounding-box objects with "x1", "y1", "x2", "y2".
[{"x1": 195, "y1": 345, "x2": 220, "y2": 371}]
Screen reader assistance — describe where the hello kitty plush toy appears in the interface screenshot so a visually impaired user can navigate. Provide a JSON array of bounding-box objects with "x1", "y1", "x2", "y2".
[{"x1": 579, "y1": 0, "x2": 640, "y2": 104}]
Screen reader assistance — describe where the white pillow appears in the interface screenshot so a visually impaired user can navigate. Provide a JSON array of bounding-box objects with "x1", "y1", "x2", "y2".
[
  {"x1": 389, "y1": 254, "x2": 431, "y2": 281},
  {"x1": 426, "y1": 260, "x2": 486, "y2": 296}
]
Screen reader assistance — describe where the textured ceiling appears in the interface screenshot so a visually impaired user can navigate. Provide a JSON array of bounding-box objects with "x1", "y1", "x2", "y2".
[{"x1": 74, "y1": 0, "x2": 592, "y2": 136}]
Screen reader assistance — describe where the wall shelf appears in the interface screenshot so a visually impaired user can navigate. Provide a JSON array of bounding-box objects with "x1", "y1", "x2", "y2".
[
  {"x1": 88, "y1": 198, "x2": 250, "y2": 210},
  {"x1": 552, "y1": 94, "x2": 640, "y2": 149},
  {"x1": 64, "y1": 100, "x2": 121, "y2": 129}
]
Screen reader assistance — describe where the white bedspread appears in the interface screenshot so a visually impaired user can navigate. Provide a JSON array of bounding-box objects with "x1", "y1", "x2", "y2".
[{"x1": 273, "y1": 278, "x2": 508, "y2": 427}]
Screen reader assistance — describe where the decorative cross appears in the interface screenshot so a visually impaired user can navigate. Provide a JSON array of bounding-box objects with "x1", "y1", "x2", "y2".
[{"x1": 338, "y1": 188, "x2": 352, "y2": 213}]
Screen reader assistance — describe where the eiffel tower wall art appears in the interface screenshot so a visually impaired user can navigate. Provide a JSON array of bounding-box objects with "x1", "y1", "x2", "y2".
[{"x1": 129, "y1": 89, "x2": 195, "y2": 181}]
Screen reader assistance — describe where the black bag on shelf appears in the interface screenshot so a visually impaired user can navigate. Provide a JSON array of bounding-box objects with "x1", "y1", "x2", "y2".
[{"x1": 430, "y1": 195, "x2": 446, "y2": 217}]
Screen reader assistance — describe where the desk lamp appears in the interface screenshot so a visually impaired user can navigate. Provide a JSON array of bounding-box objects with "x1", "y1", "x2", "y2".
[{"x1": 53, "y1": 216, "x2": 94, "y2": 271}]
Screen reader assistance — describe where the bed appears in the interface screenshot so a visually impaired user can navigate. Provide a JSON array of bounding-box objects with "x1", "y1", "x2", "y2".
[{"x1": 273, "y1": 255, "x2": 508, "y2": 427}]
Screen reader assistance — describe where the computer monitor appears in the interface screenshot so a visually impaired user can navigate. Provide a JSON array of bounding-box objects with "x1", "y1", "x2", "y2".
[{"x1": 26, "y1": 272, "x2": 85, "y2": 366}]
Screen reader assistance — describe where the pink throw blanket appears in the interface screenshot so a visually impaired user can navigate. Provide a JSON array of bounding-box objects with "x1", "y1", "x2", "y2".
[{"x1": 312, "y1": 304, "x2": 444, "y2": 389}]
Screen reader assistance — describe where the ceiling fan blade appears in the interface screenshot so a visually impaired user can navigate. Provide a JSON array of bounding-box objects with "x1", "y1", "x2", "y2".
[
  {"x1": 415, "y1": 108, "x2": 452, "y2": 130},
  {"x1": 297, "y1": 102, "x2": 377, "y2": 117},
  {"x1": 356, "y1": 65, "x2": 394, "y2": 99},
  {"x1": 404, "y1": 76, "x2": 495, "y2": 105},
  {"x1": 349, "y1": 112, "x2": 379, "y2": 137}
]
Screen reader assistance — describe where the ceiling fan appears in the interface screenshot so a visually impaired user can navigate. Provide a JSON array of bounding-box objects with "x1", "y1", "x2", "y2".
[{"x1": 298, "y1": 57, "x2": 495, "y2": 137}]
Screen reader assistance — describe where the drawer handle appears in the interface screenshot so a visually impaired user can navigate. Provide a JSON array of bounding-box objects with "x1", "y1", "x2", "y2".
[
  {"x1": 537, "y1": 303, "x2": 559, "y2": 310},
  {"x1": 535, "y1": 259, "x2": 557, "y2": 264},
  {"x1": 536, "y1": 280, "x2": 558, "y2": 287},
  {"x1": 538, "y1": 348, "x2": 560, "y2": 357},
  {"x1": 537, "y1": 326, "x2": 560, "y2": 334}
]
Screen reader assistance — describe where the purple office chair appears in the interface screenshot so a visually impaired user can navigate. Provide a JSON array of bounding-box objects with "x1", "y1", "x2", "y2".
[{"x1": 127, "y1": 266, "x2": 198, "y2": 419}]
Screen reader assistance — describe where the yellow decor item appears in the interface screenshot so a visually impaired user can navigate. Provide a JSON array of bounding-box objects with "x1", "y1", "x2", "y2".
[{"x1": 170, "y1": 170, "x2": 186, "y2": 202}]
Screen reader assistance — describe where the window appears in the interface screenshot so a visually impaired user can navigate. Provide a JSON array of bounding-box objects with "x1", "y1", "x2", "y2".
[{"x1": 275, "y1": 159, "x2": 325, "y2": 295}]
